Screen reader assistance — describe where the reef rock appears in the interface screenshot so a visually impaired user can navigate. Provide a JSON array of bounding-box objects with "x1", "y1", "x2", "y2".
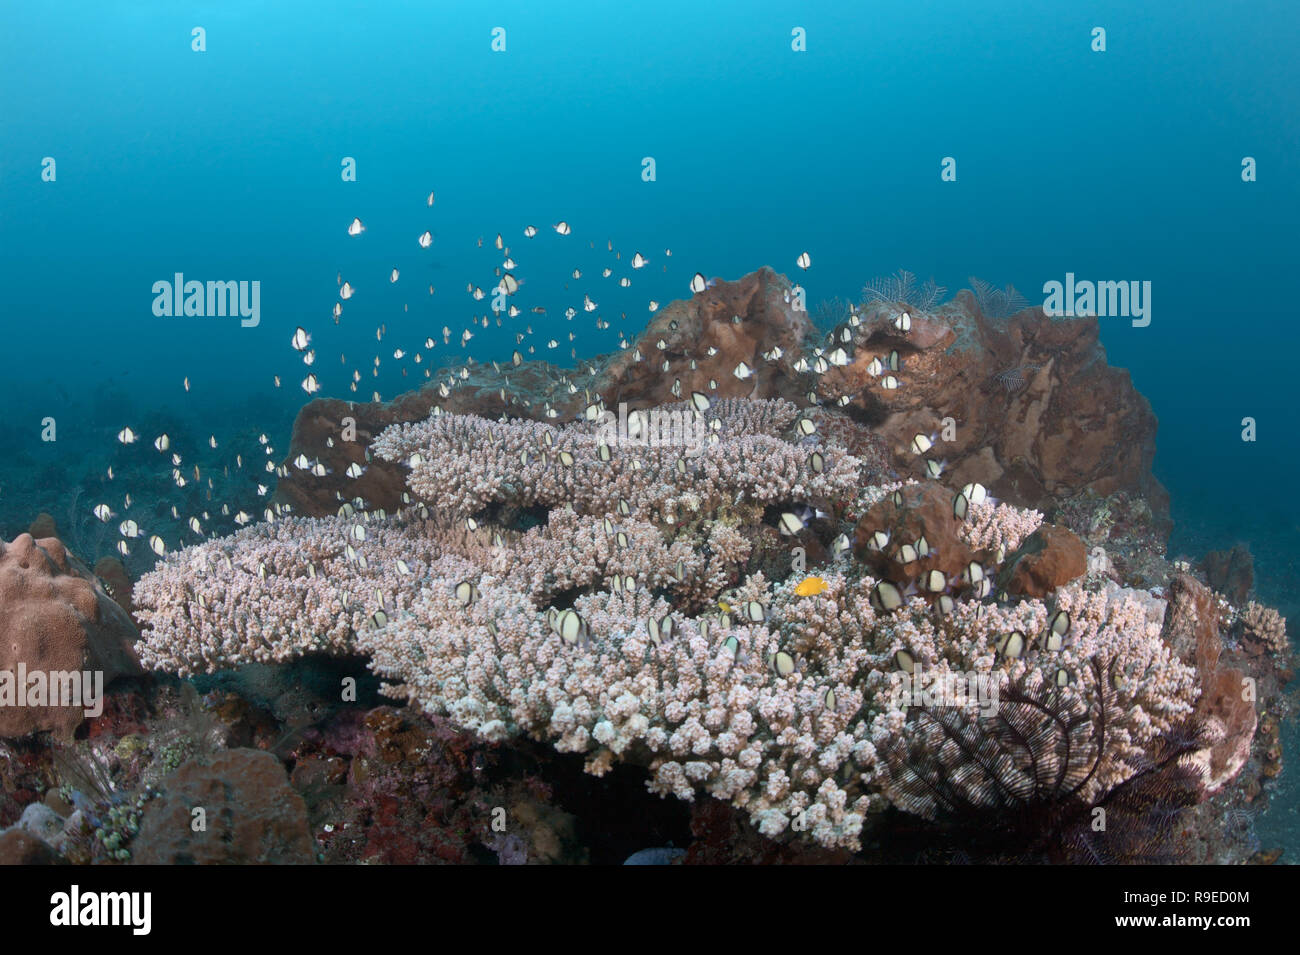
[
  {"x1": 819, "y1": 291, "x2": 1166, "y2": 513},
  {"x1": 0, "y1": 534, "x2": 142, "y2": 738},
  {"x1": 854, "y1": 483, "x2": 976, "y2": 585},
  {"x1": 133, "y1": 748, "x2": 314, "y2": 864},
  {"x1": 0, "y1": 829, "x2": 66, "y2": 865},
  {"x1": 1000, "y1": 524, "x2": 1087, "y2": 598},
  {"x1": 275, "y1": 270, "x2": 1168, "y2": 528},
  {"x1": 93, "y1": 556, "x2": 134, "y2": 617},
  {"x1": 1163, "y1": 575, "x2": 1257, "y2": 794}
]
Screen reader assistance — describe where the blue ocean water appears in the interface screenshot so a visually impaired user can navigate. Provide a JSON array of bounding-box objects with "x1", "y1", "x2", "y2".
[{"x1": 3, "y1": 1, "x2": 1297, "y2": 853}]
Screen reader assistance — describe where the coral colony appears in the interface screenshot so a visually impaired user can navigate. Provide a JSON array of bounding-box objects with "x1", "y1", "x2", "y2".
[
  {"x1": 2, "y1": 262, "x2": 1290, "y2": 865},
  {"x1": 134, "y1": 398, "x2": 1200, "y2": 852}
]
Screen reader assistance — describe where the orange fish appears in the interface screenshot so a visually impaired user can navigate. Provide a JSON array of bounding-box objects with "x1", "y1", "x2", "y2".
[{"x1": 794, "y1": 576, "x2": 828, "y2": 597}]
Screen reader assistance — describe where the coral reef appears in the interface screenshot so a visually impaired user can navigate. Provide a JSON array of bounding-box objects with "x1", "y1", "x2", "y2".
[
  {"x1": 2, "y1": 268, "x2": 1289, "y2": 866},
  {"x1": 136, "y1": 397, "x2": 1218, "y2": 854},
  {"x1": 1238, "y1": 602, "x2": 1289, "y2": 658},
  {"x1": 272, "y1": 269, "x2": 1168, "y2": 524}
]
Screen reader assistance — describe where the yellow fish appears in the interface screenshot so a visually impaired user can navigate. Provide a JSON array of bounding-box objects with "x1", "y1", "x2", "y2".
[{"x1": 794, "y1": 576, "x2": 829, "y2": 597}]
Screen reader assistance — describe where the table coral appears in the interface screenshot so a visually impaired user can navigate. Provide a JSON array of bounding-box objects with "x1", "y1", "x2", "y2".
[{"x1": 135, "y1": 399, "x2": 1214, "y2": 852}]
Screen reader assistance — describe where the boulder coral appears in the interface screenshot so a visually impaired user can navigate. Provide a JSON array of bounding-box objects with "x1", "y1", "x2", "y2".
[{"x1": 0, "y1": 533, "x2": 142, "y2": 738}]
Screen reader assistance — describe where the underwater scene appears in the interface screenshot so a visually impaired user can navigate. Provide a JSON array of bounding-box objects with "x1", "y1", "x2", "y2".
[{"x1": 1, "y1": 0, "x2": 1297, "y2": 883}]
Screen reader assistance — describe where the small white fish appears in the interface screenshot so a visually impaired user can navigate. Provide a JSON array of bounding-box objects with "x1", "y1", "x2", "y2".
[
  {"x1": 418, "y1": 230, "x2": 433, "y2": 248},
  {"x1": 347, "y1": 217, "x2": 365, "y2": 236},
  {"x1": 291, "y1": 327, "x2": 311, "y2": 351},
  {"x1": 93, "y1": 504, "x2": 112, "y2": 522},
  {"x1": 796, "y1": 251, "x2": 811, "y2": 270},
  {"x1": 149, "y1": 535, "x2": 166, "y2": 557},
  {"x1": 154, "y1": 434, "x2": 170, "y2": 452},
  {"x1": 733, "y1": 361, "x2": 754, "y2": 380},
  {"x1": 302, "y1": 374, "x2": 321, "y2": 394},
  {"x1": 554, "y1": 221, "x2": 571, "y2": 235},
  {"x1": 117, "y1": 427, "x2": 137, "y2": 445},
  {"x1": 690, "y1": 272, "x2": 707, "y2": 294}
]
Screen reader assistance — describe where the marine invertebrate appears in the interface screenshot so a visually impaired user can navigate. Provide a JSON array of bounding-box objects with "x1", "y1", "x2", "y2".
[
  {"x1": 860, "y1": 269, "x2": 947, "y2": 311},
  {"x1": 969, "y1": 277, "x2": 1029, "y2": 319},
  {"x1": 0, "y1": 533, "x2": 141, "y2": 738},
  {"x1": 811, "y1": 296, "x2": 855, "y2": 331},
  {"x1": 1237, "y1": 601, "x2": 1288, "y2": 656},
  {"x1": 990, "y1": 363, "x2": 1041, "y2": 393},
  {"x1": 134, "y1": 399, "x2": 1208, "y2": 851},
  {"x1": 883, "y1": 656, "x2": 1215, "y2": 863},
  {"x1": 959, "y1": 500, "x2": 1043, "y2": 554}
]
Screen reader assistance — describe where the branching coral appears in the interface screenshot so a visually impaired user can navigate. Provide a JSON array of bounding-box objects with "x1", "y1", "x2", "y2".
[
  {"x1": 134, "y1": 399, "x2": 1208, "y2": 852},
  {"x1": 1238, "y1": 601, "x2": 1289, "y2": 657},
  {"x1": 959, "y1": 499, "x2": 1044, "y2": 554}
]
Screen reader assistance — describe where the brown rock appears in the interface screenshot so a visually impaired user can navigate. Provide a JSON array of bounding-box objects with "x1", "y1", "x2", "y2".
[
  {"x1": 1162, "y1": 575, "x2": 1258, "y2": 794},
  {"x1": 818, "y1": 290, "x2": 1166, "y2": 516},
  {"x1": 1197, "y1": 668, "x2": 1256, "y2": 792},
  {"x1": 0, "y1": 534, "x2": 142, "y2": 738},
  {"x1": 854, "y1": 483, "x2": 976, "y2": 587},
  {"x1": 1000, "y1": 524, "x2": 1087, "y2": 598},
  {"x1": 133, "y1": 749, "x2": 314, "y2": 864},
  {"x1": 591, "y1": 266, "x2": 814, "y2": 408},
  {"x1": 0, "y1": 829, "x2": 66, "y2": 865},
  {"x1": 93, "y1": 556, "x2": 134, "y2": 617}
]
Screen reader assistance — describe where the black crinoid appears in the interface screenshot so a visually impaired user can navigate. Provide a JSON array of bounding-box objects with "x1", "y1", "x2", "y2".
[
  {"x1": 990, "y1": 363, "x2": 1041, "y2": 393},
  {"x1": 880, "y1": 658, "x2": 1216, "y2": 863}
]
